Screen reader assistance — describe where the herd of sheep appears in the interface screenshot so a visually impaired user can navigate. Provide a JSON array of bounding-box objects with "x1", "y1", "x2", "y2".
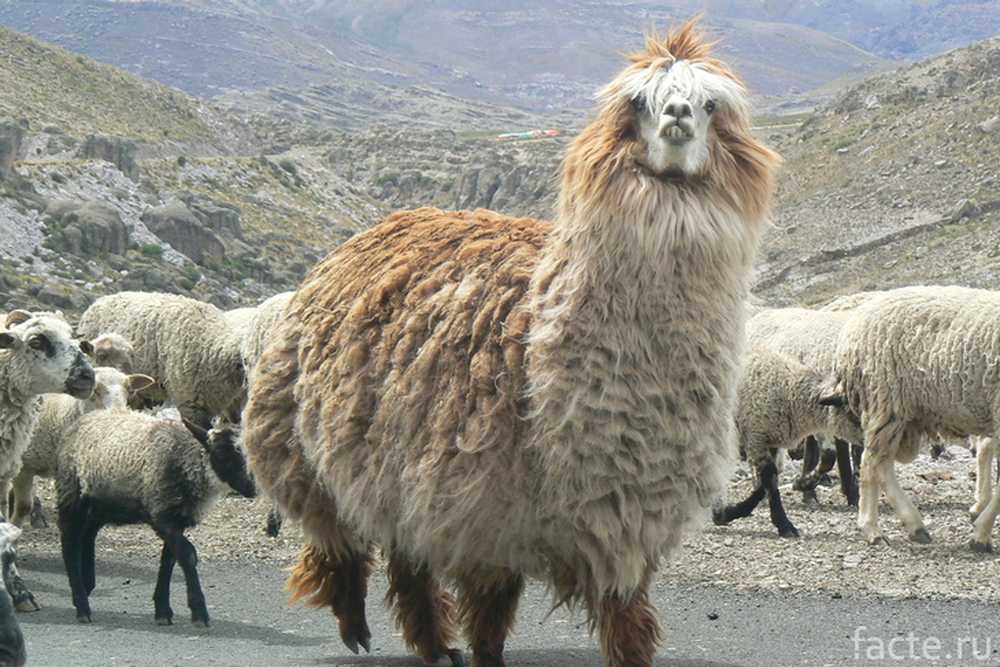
[{"x1": 1, "y1": 281, "x2": 1000, "y2": 664}]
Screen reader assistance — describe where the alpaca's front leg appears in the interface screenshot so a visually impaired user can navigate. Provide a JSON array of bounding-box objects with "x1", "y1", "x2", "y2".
[
  {"x1": 456, "y1": 570, "x2": 523, "y2": 667},
  {"x1": 594, "y1": 571, "x2": 661, "y2": 667}
]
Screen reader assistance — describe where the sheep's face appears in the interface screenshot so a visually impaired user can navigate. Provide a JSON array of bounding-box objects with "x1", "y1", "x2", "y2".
[
  {"x1": 89, "y1": 367, "x2": 157, "y2": 411},
  {"x1": 90, "y1": 333, "x2": 135, "y2": 373},
  {"x1": 625, "y1": 59, "x2": 747, "y2": 179},
  {"x1": 206, "y1": 425, "x2": 257, "y2": 499},
  {"x1": 0, "y1": 313, "x2": 95, "y2": 399}
]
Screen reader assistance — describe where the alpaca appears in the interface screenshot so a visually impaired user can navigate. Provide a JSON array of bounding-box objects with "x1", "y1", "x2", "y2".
[{"x1": 243, "y1": 20, "x2": 779, "y2": 667}]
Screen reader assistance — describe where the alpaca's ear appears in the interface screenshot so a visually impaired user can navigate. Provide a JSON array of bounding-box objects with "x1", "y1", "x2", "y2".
[{"x1": 5, "y1": 310, "x2": 32, "y2": 328}]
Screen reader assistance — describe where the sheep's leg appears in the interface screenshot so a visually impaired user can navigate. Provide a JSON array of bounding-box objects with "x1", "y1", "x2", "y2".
[
  {"x1": 153, "y1": 542, "x2": 176, "y2": 625},
  {"x1": 879, "y1": 458, "x2": 930, "y2": 543},
  {"x1": 835, "y1": 440, "x2": 859, "y2": 507},
  {"x1": 712, "y1": 482, "x2": 766, "y2": 525},
  {"x1": 761, "y1": 460, "x2": 799, "y2": 538},
  {"x1": 59, "y1": 511, "x2": 91, "y2": 621},
  {"x1": 456, "y1": 571, "x2": 523, "y2": 667},
  {"x1": 857, "y1": 445, "x2": 886, "y2": 545},
  {"x1": 794, "y1": 437, "x2": 820, "y2": 505},
  {"x1": 793, "y1": 441, "x2": 837, "y2": 506},
  {"x1": 9, "y1": 475, "x2": 34, "y2": 528},
  {"x1": 386, "y1": 552, "x2": 463, "y2": 666},
  {"x1": 81, "y1": 521, "x2": 101, "y2": 595},
  {"x1": 159, "y1": 528, "x2": 209, "y2": 627},
  {"x1": 593, "y1": 570, "x2": 661, "y2": 667},
  {"x1": 29, "y1": 495, "x2": 47, "y2": 529},
  {"x1": 288, "y1": 543, "x2": 373, "y2": 654},
  {"x1": 971, "y1": 476, "x2": 1000, "y2": 552},
  {"x1": 971, "y1": 438, "x2": 996, "y2": 520},
  {"x1": 265, "y1": 503, "x2": 283, "y2": 538}
]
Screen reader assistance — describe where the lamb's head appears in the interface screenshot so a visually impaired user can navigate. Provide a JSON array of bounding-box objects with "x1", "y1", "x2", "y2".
[
  {"x1": 0, "y1": 521, "x2": 26, "y2": 667},
  {"x1": 89, "y1": 333, "x2": 135, "y2": 373},
  {"x1": 89, "y1": 367, "x2": 157, "y2": 411},
  {"x1": 183, "y1": 419, "x2": 257, "y2": 499},
  {"x1": 818, "y1": 382, "x2": 864, "y2": 445},
  {"x1": 560, "y1": 18, "x2": 780, "y2": 223},
  {"x1": 0, "y1": 310, "x2": 95, "y2": 400}
]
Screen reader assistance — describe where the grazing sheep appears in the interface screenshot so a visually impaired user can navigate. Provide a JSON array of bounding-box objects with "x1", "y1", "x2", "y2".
[
  {"x1": 243, "y1": 20, "x2": 780, "y2": 667},
  {"x1": 833, "y1": 285, "x2": 1000, "y2": 547},
  {"x1": 77, "y1": 292, "x2": 246, "y2": 428},
  {"x1": 57, "y1": 412, "x2": 256, "y2": 625},
  {"x1": 9, "y1": 368, "x2": 155, "y2": 528},
  {"x1": 713, "y1": 346, "x2": 859, "y2": 537},
  {"x1": 748, "y1": 306, "x2": 862, "y2": 506},
  {"x1": 0, "y1": 309, "x2": 96, "y2": 612},
  {"x1": 89, "y1": 333, "x2": 135, "y2": 373},
  {"x1": 0, "y1": 520, "x2": 26, "y2": 667}
]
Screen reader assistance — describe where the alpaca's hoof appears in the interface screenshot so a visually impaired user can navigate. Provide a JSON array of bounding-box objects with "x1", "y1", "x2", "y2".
[
  {"x1": 339, "y1": 616, "x2": 372, "y2": 655},
  {"x1": 909, "y1": 528, "x2": 932, "y2": 544},
  {"x1": 778, "y1": 526, "x2": 800, "y2": 539},
  {"x1": 970, "y1": 540, "x2": 993, "y2": 554}
]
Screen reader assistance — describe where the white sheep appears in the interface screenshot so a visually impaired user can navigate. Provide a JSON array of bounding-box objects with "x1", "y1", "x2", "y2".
[
  {"x1": 0, "y1": 309, "x2": 96, "y2": 612},
  {"x1": 77, "y1": 292, "x2": 246, "y2": 428},
  {"x1": 833, "y1": 285, "x2": 1000, "y2": 547},
  {"x1": 56, "y1": 411, "x2": 256, "y2": 625},
  {"x1": 713, "y1": 345, "x2": 859, "y2": 537},
  {"x1": 8, "y1": 367, "x2": 155, "y2": 528},
  {"x1": 748, "y1": 306, "x2": 862, "y2": 505},
  {"x1": 239, "y1": 291, "x2": 293, "y2": 383}
]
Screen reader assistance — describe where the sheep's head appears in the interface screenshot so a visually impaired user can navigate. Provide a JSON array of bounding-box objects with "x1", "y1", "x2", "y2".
[
  {"x1": 89, "y1": 367, "x2": 157, "y2": 411},
  {"x1": 89, "y1": 333, "x2": 135, "y2": 373},
  {"x1": 560, "y1": 18, "x2": 781, "y2": 223},
  {"x1": 0, "y1": 311, "x2": 95, "y2": 399},
  {"x1": 183, "y1": 419, "x2": 257, "y2": 499}
]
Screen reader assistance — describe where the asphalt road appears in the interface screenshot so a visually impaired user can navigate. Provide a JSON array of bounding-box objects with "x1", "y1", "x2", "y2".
[{"x1": 15, "y1": 551, "x2": 1000, "y2": 666}]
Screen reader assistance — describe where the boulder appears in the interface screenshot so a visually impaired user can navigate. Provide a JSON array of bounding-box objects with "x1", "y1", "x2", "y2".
[
  {"x1": 78, "y1": 135, "x2": 139, "y2": 180},
  {"x1": 0, "y1": 119, "x2": 25, "y2": 181},
  {"x1": 45, "y1": 200, "x2": 130, "y2": 256},
  {"x1": 141, "y1": 201, "x2": 226, "y2": 267}
]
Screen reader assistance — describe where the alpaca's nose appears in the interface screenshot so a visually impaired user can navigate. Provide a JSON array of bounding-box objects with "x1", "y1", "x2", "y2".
[{"x1": 663, "y1": 98, "x2": 693, "y2": 119}]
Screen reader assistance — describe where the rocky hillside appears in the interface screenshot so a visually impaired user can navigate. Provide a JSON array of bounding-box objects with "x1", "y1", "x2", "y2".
[{"x1": 756, "y1": 37, "x2": 1000, "y2": 305}]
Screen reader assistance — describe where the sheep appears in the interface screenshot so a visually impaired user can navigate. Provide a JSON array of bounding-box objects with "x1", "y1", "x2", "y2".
[
  {"x1": 0, "y1": 520, "x2": 26, "y2": 667},
  {"x1": 89, "y1": 333, "x2": 135, "y2": 373},
  {"x1": 234, "y1": 291, "x2": 294, "y2": 538},
  {"x1": 57, "y1": 411, "x2": 256, "y2": 625},
  {"x1": 0, "y1": 309, "x2": 95, "y2": 612},
  {"x1": 242, "y1": 20, "x2": 780, "y2": 667},
  {"x1": 77, "y1": 292, "x2": 246, "y2": 429},
  {"x1": 713, "y1": 345, "x2": 860, "y2": 537},
  {"x1": 747, "y1": 306, "x2": 863, "y2": 507},
  {"x1": 832, "y1": 285, "x2": 1000, "y2": 547},
  {"x1": 8, "y1": 367, "x2": 156, "y2": 528}
]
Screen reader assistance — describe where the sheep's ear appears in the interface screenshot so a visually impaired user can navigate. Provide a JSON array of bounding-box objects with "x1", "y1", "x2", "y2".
[
  {"x1": 819, "y1": 392, "x2": 847, "y2": 408},
  {"x1": 0, "y1": 332, "x2": 21, "y2": 350},
  {"x1": 126, "y1": 374, "x2": 157, "y2": 395},
  {"x1": 182, "y1": 418, "x2": 210, "y2": 448},
  {"x1": 5, "y1": 310, "x2": 32, "y2": 328}
]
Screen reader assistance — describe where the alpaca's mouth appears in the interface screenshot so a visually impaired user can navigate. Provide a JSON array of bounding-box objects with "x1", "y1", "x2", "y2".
[
  {"x1": 662, "y1": 124, "x2": 692, "y2": 144},
  {"x1": 634, "y1": 160, "x2": 688, "y2": 183}
]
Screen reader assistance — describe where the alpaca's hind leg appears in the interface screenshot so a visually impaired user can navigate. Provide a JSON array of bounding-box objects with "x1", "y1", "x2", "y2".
[
  {"x1": 593, "y1": 569, "x2": 662, "y2": 667},
  {"x1": 288, "y1": 541, "x2": 374, "y2": 654},
  {"x1": 385, "y1": 551, "x2": 463, "y2": 665},
  {"x1": 456, "y1": 570, "x2": 524, "y2": 667}
]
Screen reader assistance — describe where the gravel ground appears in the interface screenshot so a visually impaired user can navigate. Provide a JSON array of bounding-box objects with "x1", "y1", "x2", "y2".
[{"x1": 19, "y1": 441, "x2": 1000, "y2": 614}]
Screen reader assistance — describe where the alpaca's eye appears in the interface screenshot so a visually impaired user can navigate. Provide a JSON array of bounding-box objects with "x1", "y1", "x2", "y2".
[
  {"x1": 704, "y1": 99, "x2": 717, "y2": 115},
  {"x1": 632, "y1": 95, "x2": 647, "y2": 113}
]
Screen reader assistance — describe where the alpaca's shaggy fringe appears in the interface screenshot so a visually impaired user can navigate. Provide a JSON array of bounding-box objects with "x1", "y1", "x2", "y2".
[{"x1": 287, "y1": 543, "x2": 375, "y2": 610}]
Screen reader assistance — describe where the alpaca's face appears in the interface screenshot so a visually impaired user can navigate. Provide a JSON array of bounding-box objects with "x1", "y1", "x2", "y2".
[{"x1": 625, "y1": 60, "x2": 748, "y2": 179}]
